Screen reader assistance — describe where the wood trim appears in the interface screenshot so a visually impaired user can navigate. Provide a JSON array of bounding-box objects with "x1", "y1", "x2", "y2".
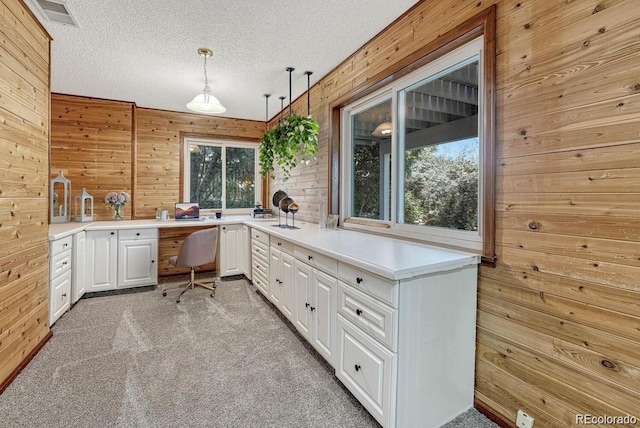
[
  {"x1": 136, "y1": 106, "x2": 265, "y2": 127},
  {"x1": 51, "y1": 92, "x2": 136, "y2": 106},
  {"x1": 328, "y1": 6, "x2": 497, "y2": 259},
  {"x1": 474, "y1": 397, "x2": 513, "y2": 428},
  {"x1": 0, "y1": 331, "x2": 53, "y2": 394},
  {"x1": 131, "y1": 104, "x2": 138, "y2": 219},
  {"x1": 481, "y1": 5, "x2": 497, "y2": 262}
]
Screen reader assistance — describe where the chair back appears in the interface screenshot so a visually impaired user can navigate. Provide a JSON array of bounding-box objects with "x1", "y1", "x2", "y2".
[{"x1": 175, "y1": 227, "x2": 218, "y2": 268}]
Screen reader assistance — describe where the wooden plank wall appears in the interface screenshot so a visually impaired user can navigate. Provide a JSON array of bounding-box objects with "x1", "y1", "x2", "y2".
[
  {"x1": 267, "y1": 0, "x2": 640, "y2": 425},
  {"x1": 135, "y1": 108, "x2": 264, "y2": 219},
  {"x1": 0, "y1": 0, "x2": 51, "y2": 390},
  {"x1": 49, "y1": 99, "x2": 264, "y2": 276},
  {"x1": 50, "y1": 94, "x2": 134, "y2": 220}
]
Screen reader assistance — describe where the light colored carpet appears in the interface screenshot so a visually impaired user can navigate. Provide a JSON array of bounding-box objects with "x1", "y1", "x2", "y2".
[{"x1": 0, "y1": 277, "x2": 496, "y2": 428}]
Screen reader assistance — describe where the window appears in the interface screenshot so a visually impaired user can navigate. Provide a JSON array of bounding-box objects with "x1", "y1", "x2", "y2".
[
  {"x1": 183, "y1": 138, "x2": 261, "y2": 212},
  {"x1": 341, "y1": 36, "x2": 486, "y2": 251}
]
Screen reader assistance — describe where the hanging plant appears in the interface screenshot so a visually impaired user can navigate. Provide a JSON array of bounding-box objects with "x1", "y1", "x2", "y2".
[{"x1": 259, "y1": 114, "x2": 319, "y2": 181}]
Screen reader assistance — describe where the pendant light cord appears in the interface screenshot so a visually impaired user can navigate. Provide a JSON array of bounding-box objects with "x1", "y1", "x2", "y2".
[
  {"x1": 264, "y1": 94, "x2": 270, "y2": 131},
  {"x1": 286, "y1": 67, "x2": 295, "y2": 117}
]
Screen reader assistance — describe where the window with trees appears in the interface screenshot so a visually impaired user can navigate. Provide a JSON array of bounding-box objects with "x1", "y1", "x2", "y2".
[
  {"x1": 183, "y1": 138, "x2": 261, "y2": 212},
  {"x1": 341, "y1": 36, "x2": 487, "y2": 251}
]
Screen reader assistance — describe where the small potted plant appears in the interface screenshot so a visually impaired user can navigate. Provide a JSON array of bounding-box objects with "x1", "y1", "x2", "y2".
[{"x1": 259, "y1": 114, "x2": 319, "y2": 181}]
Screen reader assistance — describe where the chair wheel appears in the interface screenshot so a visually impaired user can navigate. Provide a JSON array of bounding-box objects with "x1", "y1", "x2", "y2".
[
  {"x1": 162, "y1": 291, "x2": 167, "y2": 297},
  {"x1": 176, "y1": 299, "x2": 180, "y2": 303}
]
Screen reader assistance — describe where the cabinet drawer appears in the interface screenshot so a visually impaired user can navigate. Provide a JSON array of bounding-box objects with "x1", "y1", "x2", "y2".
[
  {"x1": 295, "y1": 246, "x2": 337, "y2": 276},
  {"x1": 251, "y1": 228, "x2": 269, "y2": 246},
  {"x1": 51, "y1": 236, "x2": 72, "y2": 256},
  {"x1": 336, "y1": 315, "x2": 395, "y2": 427},
  {"x1": 338, "y1": 262, "x2": 398, "y2": 308},
  {"x1": 50, "y1": 248, "x2": 72, "y2": 278},
  {"x1": 119, "y1": 228, "x2": 157, "y2": 241},
  {"x1": 252, "y1": 256, "x2": 270, "y2": 280},
  {"x1": 271, "y1": 238, "x2": 294, "y2": 255},
  {"x1": 252, "y1": 269, "x2": 269, "y2": 296},
  {"x1": 252, "y1": 240, "x2": 269, "y2": 264},
  {"x1": 338, "y1": 281, "x2": 397, "y2": 351},
  {"x1": 50, "y1": 270, "x2": 71, "y2": 325}
]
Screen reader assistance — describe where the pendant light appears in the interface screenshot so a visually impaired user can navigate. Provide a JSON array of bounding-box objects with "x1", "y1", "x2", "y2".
[
  {"x1": 187, "y1": 48, "x2": 226, "y2": 115},
  {"x1": 372, "y1": 121, "x2": 393, "y2": 137}
]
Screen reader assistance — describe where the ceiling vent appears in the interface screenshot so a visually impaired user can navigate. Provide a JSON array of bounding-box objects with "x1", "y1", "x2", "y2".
[{"x1": 32, "y1": 0, "x2": 79, "y2": 27}]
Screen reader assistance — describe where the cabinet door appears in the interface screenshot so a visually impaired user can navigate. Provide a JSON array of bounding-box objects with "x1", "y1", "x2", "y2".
[
  {"x1": 242, "y1": 225, "x2": 252, "y2": 280},
  {"x1": 72, "y1": 231, "x2": 86, "y2": 303},
  {"x1": 50, "y1": 270, "x2": 71, "y2": 326},
  {"x1": 280, "y1": 252, "x2": 295, "y2": 322},
  {"x1": 313, "y1": 268, "x2": 338, "y2": 365},
  {"x1": 86, "y1": 230, "x2": 118, "y2": 292},
  {"x1": 118, "y1": 238, "x2": 158, "y2": 288},
  {"x1": 294, "y1": 261, "x2": 313, "y2": 342},
  {"x1": 220, "y1": 224, "x2": 243, "y2": 277},
  {"x1": 269, "y1": 248, "x2": 282, "y2": 306}
]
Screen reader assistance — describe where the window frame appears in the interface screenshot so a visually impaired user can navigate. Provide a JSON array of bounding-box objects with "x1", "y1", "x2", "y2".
[
  {"x1": 341, "y1": 37, "x2": 484, "y2": 251},
  {"x1": 329, "y1": 7, "x2": 496, "y2": 261},
  {"x1": 182, "y1": 136, "x2": 262, "y2": 214}
]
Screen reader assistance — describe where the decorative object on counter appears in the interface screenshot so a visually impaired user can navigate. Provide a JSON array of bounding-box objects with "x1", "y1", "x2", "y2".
[
  {"x1": 156, "y1": 210, "x2": 169, "y2": 221},
  {"x1": 258, "y1": 68, "x2": 318, "y2": 181},
  {"x1": 279, "y1": 196, "x2": 294, "y2": 228},
  {"x1": 50, "y1": 170, "x2": 71, "y2": 223},
  {"x1": 74, "y1": 188, "x2": 94, "y2": 222},
  {"x1": 215, "y1": 210, "x2": 222, "y2": 219},
  {"x1": 105, "y1": 191, "x2": 131, "y2": 221},
  {"x1": 272, "y1": 190, "x2": 287, "y2": 227},
  {"x1": 252, "y1": 202, "x2": 272, "y2": 218},
  {"x1": 288, "y1": 202, "x2": 299, "y2": 229},
  {"x1": 326, "y1": 214, "x2": 339, "y2": 229},
  {"x1": 186, "y1": 48, "x2": 226, "y2": 114}
]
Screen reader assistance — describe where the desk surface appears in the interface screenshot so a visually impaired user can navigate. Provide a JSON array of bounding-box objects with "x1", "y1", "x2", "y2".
[{"x1": 49, "y1": 216, "x2": 479, "y2": 280}]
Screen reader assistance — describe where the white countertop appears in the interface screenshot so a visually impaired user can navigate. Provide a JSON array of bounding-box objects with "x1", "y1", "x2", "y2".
[
  {"x1": 49, "y1": 216, "x2": 479, "y2": 280},
  {"x1": 244, "y1": 219, "x2": 479, "y2": 280}
]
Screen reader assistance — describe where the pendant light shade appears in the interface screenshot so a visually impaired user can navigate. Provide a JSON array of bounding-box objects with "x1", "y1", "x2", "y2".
[
  {"x1": 187, "y1": 48, "x2": 226, "y2": 115},
  {"x1": 372, "y1": 121, "x2": 392, "y2": 137}
]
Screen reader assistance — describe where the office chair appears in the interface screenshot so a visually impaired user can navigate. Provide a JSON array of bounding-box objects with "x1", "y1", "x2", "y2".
[{"x1": 162, "y1": 227, "x2": 218, "y2": 303}]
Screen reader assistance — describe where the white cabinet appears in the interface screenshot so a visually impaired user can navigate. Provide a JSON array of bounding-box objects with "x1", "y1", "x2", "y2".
[
  {"x1": 48, "y1": 235, "x2": 72, "y2": 326},
  {"x1": 242, "y1": 224, "x2": 251, "y2": 280},
  {"x1": 71, "y1": 231, "x2": 86, "y2": 303},
  {"x1": 117, "y1": 229, "x2": 158, "y2": 288},
  {"x1": 219, "y1": 224, "x2": 243, "y2": 277},
  {"x1": 86, "y1": 230, "x2": 118, "y2": 292},
  {"x1": 293, "y1": 258, "x2": 338, "y2": 366},
  {"x1": 269, "y1": 246, "x2": 295, "y2": 322},
  {"x1": 87, "y1": 228, "x2": 158, "y2": 292},
  {"x1": 251, "y1": 228, "x2": 270, "y2": 297}
]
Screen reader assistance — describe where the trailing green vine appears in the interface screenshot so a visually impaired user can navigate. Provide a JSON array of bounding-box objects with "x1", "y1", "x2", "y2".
[{"x1": 259, "y1": 114, "x2": 319, "y2": 181}]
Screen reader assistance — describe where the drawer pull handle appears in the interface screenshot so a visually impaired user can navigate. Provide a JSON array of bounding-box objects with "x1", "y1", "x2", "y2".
[
  {"x1": 151, "y1": 260, "x2": 155, "y2": 263},
  {"x1": 256, "y1": 234, "x2": 260, "y2": 238},
  {"x1": 63, "y1": 243, "x2": 68, "y2": 247},
  {"x1": 356, "y1": 309, "x2": 363, "y2": 316},
  {"x1": 62, "y1": 261, "x2": 67, "y2": 265},
  {"x1": 277, "y1": 242, "x2": 281, "y2": 246},
  {"x1": 354, "y1": 364, "x2": 361, "y2": 372},
  {"x1": 110, "y1": 232, "x2": 115, "y2": 235},
  {"x1": 308, "y1": 255, "x2": 313, "y2": 261},
  {"x1": 62, "y1": 293, "x2": 67, "y2": 297},
  {"x1": 223, "y1": 227, "x2": 226, "y2": 230},
  {"x1": 356, "y1": 277, "x2": 363, "y2": 284},
  {"x1": 310, "y1": 306, "x2": 316, "y2": 312},
  {"x1": 305, "y1": 302, "x2": 310, "y2": 308},
  {"x1": 136, "y1": 232, "x2": 140, "y2": 236}
]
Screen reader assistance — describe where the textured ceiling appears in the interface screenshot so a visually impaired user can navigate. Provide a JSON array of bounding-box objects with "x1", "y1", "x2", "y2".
[{"x1": 26, "y1": 0, "x2": 418, "y2": 121}]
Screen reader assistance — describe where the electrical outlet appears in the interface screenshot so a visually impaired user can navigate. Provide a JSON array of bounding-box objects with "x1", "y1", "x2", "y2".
[{"x1": 516, "y1": 410, "x2": 534, "y2": 428}]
